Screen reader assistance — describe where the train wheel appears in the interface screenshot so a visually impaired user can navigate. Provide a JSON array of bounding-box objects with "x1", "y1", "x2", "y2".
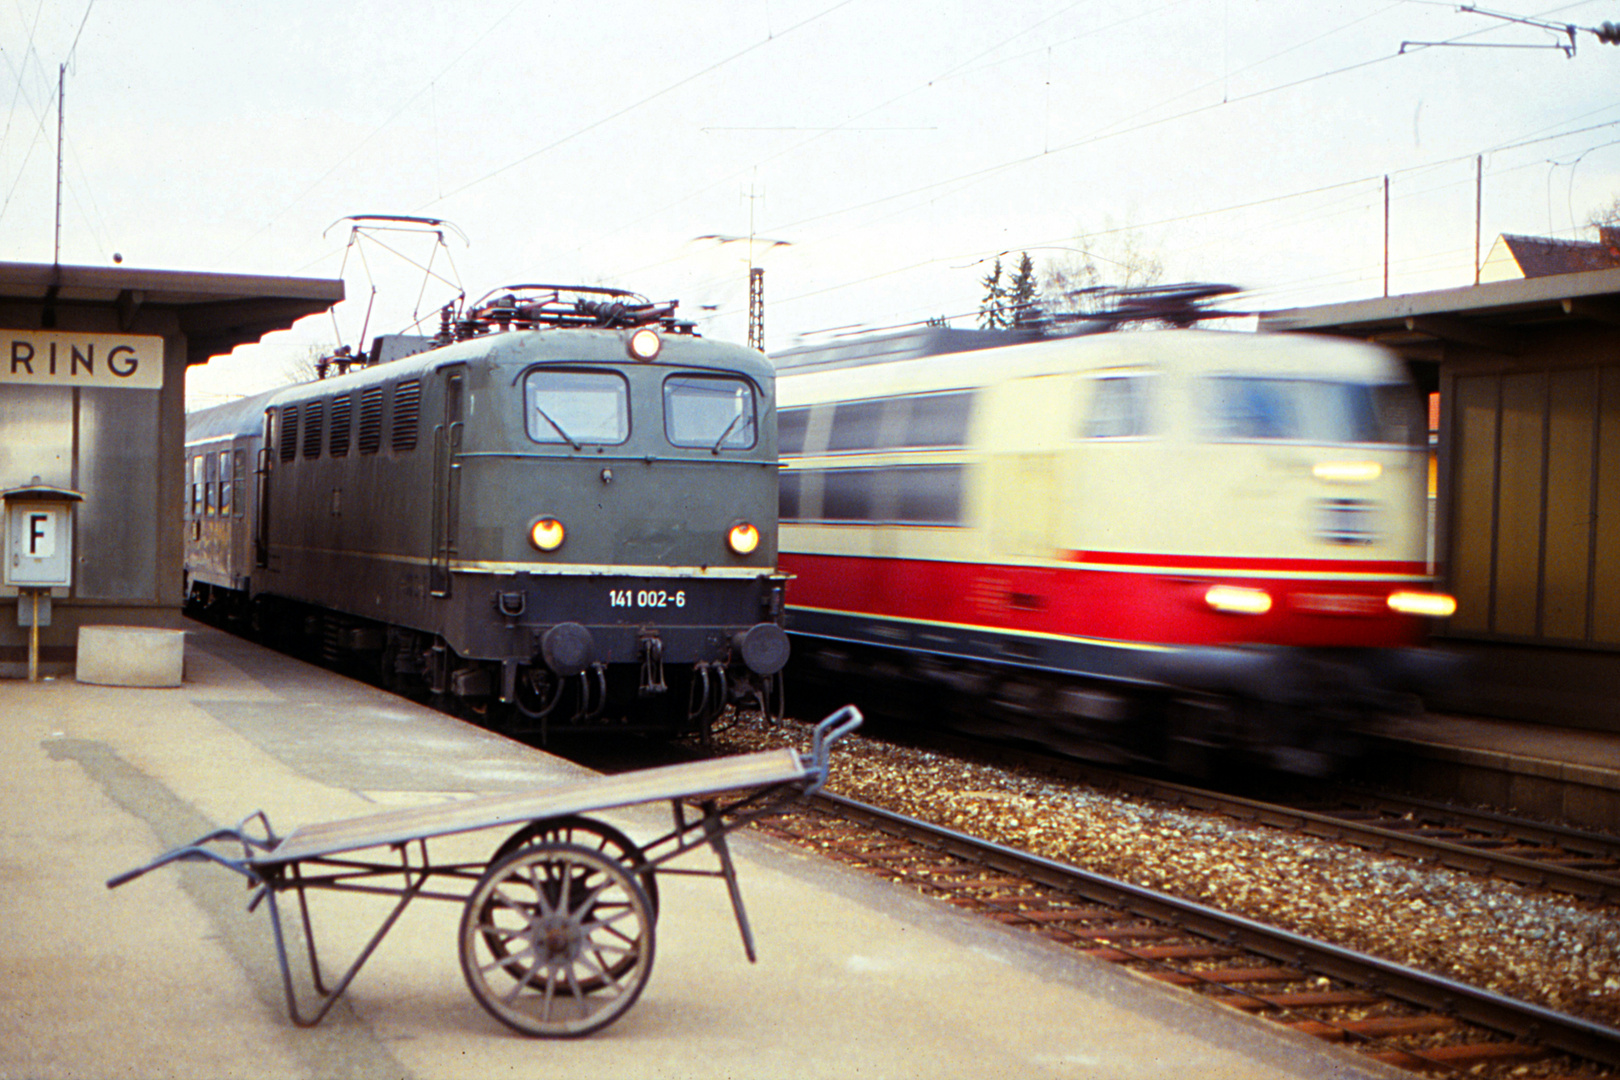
[{"x1": 459, "y1": 841, "x2": 655, "y2": 1037}]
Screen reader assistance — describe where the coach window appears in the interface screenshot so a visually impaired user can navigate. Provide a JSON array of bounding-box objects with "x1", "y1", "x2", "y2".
[
  {"x1": 524, "y1": 369, "x2": 629, "y2": 446},
  {"x1": 779, "y1": 407, "x2": 811, "y2": 455},
  {"x1": 779, "y1": 470, "x2": 803, "y2": 521},
  {"x1": 827, "y1": 399, "x2": 885, "y2": 452},
  {"x1": 899, "y1": 392, "x2": 974, "y2": 447},
  {"x1": 820, "y1": 468, "x2": 876, "y2": 521},
  {"x1": 1084, "y1": 374, "x2": 1153, "y2": 438},
  {"x1": 190, "y1": 455, "x2": 204, "y2": 517},
  {"x1": 892, "y1": 465, "x2": 964, "y2": 524},
  {"x1": 218, "y1": 450, "x2": 234, "y2": 515},
  {"x1": 232, "y1": 450, "x2": 246, "y2": 517},
  {"x1": 664, "y1": 375, "x2": 756, "y2": 450},
  {"x1": 204, "y1": 452, "x2": 218, "y2": 515}
]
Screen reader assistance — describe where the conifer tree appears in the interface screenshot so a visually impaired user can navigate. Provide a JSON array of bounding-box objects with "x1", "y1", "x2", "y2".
[
  {"x1": 1006, "y1": 251, "x2": 1039, "y2": 325},
  {"x1": 978, "y1": 257, "x2": 1007, "y2": 329}
]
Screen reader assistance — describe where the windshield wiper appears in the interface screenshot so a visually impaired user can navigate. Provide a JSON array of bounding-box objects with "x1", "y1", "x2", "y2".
[
  {"x1": 534, "y1": 406, "x2": 582, "y2": 450},
  {"x1": 710, "y1": 412, "x2": 746, "y2": 453}
]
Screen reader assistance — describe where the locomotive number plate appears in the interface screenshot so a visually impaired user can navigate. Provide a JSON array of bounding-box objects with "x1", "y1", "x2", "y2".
[{"x1": 609, "y1": 589, "x2": 687, "y2": 609}]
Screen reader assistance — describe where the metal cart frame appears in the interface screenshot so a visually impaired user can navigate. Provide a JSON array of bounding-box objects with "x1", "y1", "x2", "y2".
[{"x1": 108, "y1": 707, "x2": 860, "y2": 1038}]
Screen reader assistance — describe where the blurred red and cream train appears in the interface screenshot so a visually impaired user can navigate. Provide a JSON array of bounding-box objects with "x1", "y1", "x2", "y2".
[{"x1": 771, "y1": 323, "x2": 1457, "y2": 775}]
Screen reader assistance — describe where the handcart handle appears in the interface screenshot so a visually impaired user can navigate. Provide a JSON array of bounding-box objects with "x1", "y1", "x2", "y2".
[
  {"x1": 802, "y1": 705, "x2": 863, "y2": 795},
  {"x1": 106, "y1": 843, "x2": 259, "y2": 889},
  {"x1": 106, "y1": 810, "x2": 280, "y2": 890}
]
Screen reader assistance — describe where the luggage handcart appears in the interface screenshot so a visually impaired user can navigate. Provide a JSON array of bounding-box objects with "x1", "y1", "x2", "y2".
[{"x1": 108, "y1": 706, "x2": 861, "y2": 1038}]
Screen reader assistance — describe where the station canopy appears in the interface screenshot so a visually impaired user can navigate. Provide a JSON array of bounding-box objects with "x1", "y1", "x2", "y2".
[{"x1": 0, "y1": 261, "x2": 345, "y2": 366}]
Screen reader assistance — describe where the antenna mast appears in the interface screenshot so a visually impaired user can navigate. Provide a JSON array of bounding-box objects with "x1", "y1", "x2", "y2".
[{"x1": 54, "y1": 65, "x2": 64, "y2": 265}]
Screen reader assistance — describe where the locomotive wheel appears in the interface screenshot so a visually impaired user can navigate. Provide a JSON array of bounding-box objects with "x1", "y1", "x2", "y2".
[{"x1": 459, "y1": 841, "x2": 656, "y2": 1038}]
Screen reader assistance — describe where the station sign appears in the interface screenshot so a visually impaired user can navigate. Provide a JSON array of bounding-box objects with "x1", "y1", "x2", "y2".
[{"x1": 3, "y1": 330, "x2": 164, "y2": 390}]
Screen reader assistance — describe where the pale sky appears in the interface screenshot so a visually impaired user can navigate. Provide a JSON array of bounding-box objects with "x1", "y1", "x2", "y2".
[{"x1": 3, "y1": 1, "x2": 1617, "y2": 406}]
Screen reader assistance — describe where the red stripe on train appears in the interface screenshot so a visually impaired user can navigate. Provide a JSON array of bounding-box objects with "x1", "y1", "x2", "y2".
[
  {"x1": 1064, "y1": 550, "x2": 1428, "y2": 575},
  {"x1": 779, "y1": 552, "x2": 1430, "y2": 649}
]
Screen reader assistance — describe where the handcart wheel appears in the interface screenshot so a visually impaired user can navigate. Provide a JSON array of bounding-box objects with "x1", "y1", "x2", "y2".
[
  {"x1": 491, "y1": 815, "x2": 659, "y2": 915},
  {"x1": 459, "y1": 841, "x2": 656, "y2": 1038}
]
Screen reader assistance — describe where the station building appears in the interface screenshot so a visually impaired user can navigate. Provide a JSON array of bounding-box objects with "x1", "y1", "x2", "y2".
[
  {"x1": 0, "y1": 261, "x2": 343, "y2": 677},
  {"x1": 1261, "y1": 262, "x2": 1620, "y2": 733}
]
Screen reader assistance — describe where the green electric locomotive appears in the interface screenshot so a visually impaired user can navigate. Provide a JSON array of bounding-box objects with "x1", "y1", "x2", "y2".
[{"x1": 184, "y1": 285, "x2": 788, "y2": 742}]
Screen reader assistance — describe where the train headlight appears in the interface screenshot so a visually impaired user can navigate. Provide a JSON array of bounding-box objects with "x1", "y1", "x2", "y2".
[
  {"x1": 726, "y1": 521, "x2": 760, "y2": 556},
  {"x1": 628, "y1": 327, "x2": 662, "y2": 361},
  {"x1": 529, "y1": 517, "x2": 566, "y2": 552},
  {"x1": 1387, "y1": 590, "x2": 1456, "y2": 617},
  {"x1": 1313, "y1": 461, "x2": 1382, "y2": 482},
  {"x1": 1204, "y1": 585, "x2": 1273, "y2": 615}
]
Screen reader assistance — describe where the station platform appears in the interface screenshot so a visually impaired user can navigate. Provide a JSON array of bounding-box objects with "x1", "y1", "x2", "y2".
[
  {"x1": 1370, "y1": 711, "x2": 1620, "y2": 832},
  {"x1": 0, "y1": 624, "x2": 1403, "y2": 1080}
]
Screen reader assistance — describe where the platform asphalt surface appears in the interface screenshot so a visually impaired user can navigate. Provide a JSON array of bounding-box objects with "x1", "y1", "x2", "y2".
[{"x1": 0, "y1": 625, "x2": 1405, "y2": 1079}]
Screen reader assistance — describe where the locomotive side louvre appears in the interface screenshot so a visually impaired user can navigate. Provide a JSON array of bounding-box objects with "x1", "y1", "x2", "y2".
[
  {"x1": 185, "y1": 315, "x2": 788, "y2": 738},
  {"x1": 777, "y1": 329, "x2": 1453, "y2": 773}
]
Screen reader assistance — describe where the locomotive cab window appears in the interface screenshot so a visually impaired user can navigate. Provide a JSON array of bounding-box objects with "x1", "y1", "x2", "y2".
[
  {"x1": 1203, "y1": 376, "x2": 1420, "y2": 445},
  {"x1": 664, "y1": 374, "x2": 757, "y2": 450},
  {"x1": 524, "y1": 369, "x2": 629, "y2": 446}
]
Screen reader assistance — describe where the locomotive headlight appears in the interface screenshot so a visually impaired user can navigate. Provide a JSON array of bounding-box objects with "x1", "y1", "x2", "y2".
[
  {"x1": 726, "y1": 521, "x2": 760, "y2": 556},
  {"x1": 1387, "y1": 590, "x2": 1457, "y2": 617},
  {"x1": 628, "y1": 327, "x2": 662, "y2": 361},
  {"x1": 1204, "y1": 584, "x2": 1273, "y2": 615},
  {"x1": 529, "y1": 517, "x2": 566, "y2": 552},
  {"x1": 1313, "y1": 460, "x2": 1382, "y2": 483}
]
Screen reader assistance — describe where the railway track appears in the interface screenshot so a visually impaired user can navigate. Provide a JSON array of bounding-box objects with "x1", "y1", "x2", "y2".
[
  {"x1": 1086, "y1": 772, "x2": 1620, "y2": 904},
  {"x1": 764, "y1": 792, "x2": 1620, "y2": 1077},
  {"x1": 875, "y1": 724, "x2": 1620, "y2": 905}
]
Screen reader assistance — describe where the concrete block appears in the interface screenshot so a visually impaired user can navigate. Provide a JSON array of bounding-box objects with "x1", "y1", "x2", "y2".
[{"x1": 75, "y1": 626, "x2": 184, "y2": 688}]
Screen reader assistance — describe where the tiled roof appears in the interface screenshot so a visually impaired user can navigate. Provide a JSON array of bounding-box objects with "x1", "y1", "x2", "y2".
[{"x1": 1500, "y1": 229, "x2": 1620, "y2": 277}]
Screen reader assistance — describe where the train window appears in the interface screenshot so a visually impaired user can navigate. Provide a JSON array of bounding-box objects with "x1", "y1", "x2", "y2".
[
  {"x1": 820, "y1": 469, "x2": 876, "y2": 521},
  {"x1": 329, "y1": 393, "x2": 352, "y2": 457},
  {"x1": 190, "y1": 455, "x2": 204, "y2": 517},
  {"x1": 392, "y1": 380, "x2": 422, "y2": 452},
  {"x1": 899, "y1": 392, "x2": 974, "y2": 447},
  {"x1": 523, "y1": 370, "x2": 629, "y2": 446},
  {"x1": 827, "y1": 400, "x2": 885, "y2": 452},
  {"x1": 204, "y1": 451, "x2": 218, "y2": 515},
  {"x1": 218, "y1": 450, "x2": 233, "y2": 515},
  {"x1": 779, "y1": 470, "x2": 802, "y2": 521},
  {"x1": 893, "y1": 465, "x2": 963, "y2": 524},
  {"x1": 232, "y1": 450, "x2": 246, "y2": 517},
  {"x1": 1085, "y1": 375, "x2": 1152, "y2": 438},
  {"x1": 1203, "y1": 377, "x2": 1417, "y2": 445},
  {"x1": 778, "y1": 407, "x2": 811, "y2": 455},
  {"x1": 280, "y1": 405, "x2": 299, "y2": 462},
  {"x1": 358, "y1": 386, "x2": 384, "y2": 454},
  {"x1": 663, "y1": 375, "x2": 756, "y2": 450},
  {"x1": 303, "y1": 400, "x2": 324, "y2": 459}
]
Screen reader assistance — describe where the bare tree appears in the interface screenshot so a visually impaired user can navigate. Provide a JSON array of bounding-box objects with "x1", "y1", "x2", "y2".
[{"x1": 1040, "y1": 224, "x2": 1165, "y2": 324}]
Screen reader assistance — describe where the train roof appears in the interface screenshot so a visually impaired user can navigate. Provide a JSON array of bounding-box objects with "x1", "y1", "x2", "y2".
[
  {"x1": 775, "y1": 328, "x2": 1407, "y2": 405},
  {"x1": 185, "y1": 387, "x2": 281, "y2": 444},
  {"x1": 186, "y1": 325, "x2": 773, "y2": 444}
]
